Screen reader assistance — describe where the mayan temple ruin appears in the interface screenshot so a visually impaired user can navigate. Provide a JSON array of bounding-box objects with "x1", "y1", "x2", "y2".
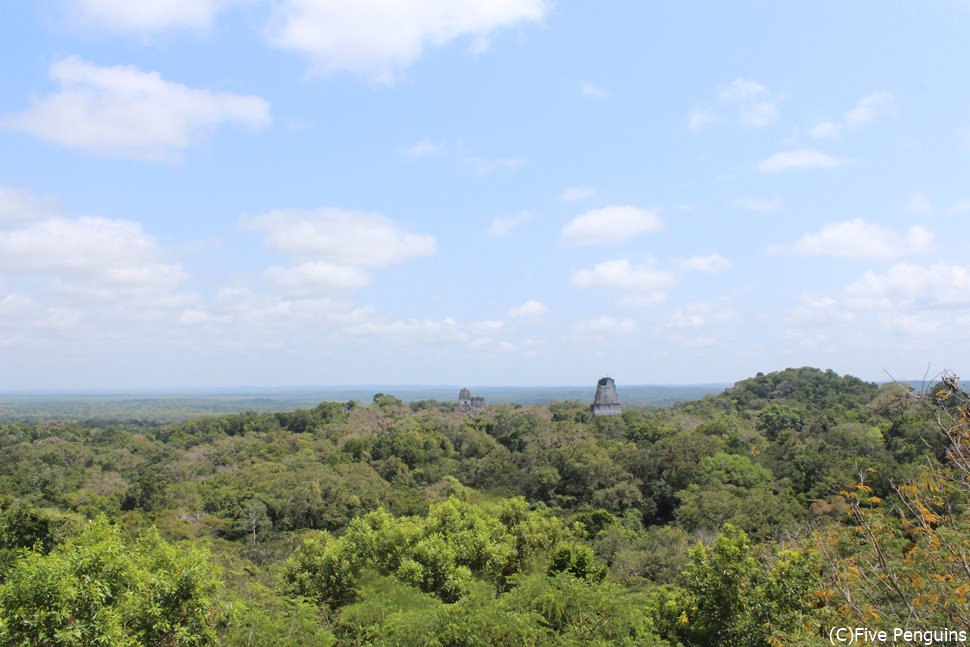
[
  {"x1": 590, "y1": 377, "x2": 622, "y2": 416},
  {"x1": 458, "y1": 387, "x2": 486, "y2": 413}
]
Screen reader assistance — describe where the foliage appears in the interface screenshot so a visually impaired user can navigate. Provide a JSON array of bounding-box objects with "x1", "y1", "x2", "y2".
[
  {"x1": 653, "y1": 524, "x2": 820, "y2": 647},
  {"x1": 814, "y1": 373, "x2": 970, "y2": 631},
  {"x1": 0, "y1": 518, "x2": 225, "y2": 646},
  {"x1": 283, "y1": 497, "x2": 571, "y2": 606},
  {"x1": 0, "y1": 366, "x2": 957, "y2": 644}
]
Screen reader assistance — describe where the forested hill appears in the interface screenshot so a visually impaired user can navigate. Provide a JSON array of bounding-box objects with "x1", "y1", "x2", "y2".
[{"x1": 0, "y1": 367, "x2": 967, "y2": 646}]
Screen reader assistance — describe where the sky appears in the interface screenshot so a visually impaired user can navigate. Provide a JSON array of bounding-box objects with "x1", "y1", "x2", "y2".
[{"x1": 1, "y1": 0, "x2": 969, "y2": 390}]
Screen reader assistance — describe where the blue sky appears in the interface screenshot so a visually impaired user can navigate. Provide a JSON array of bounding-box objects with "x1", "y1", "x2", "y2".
[{"x1": 1, "y1": 0, "x2": 969, "y2": 389}]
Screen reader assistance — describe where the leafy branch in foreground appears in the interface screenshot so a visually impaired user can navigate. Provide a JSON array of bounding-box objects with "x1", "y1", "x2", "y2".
[{"x1": 816, "y1": 372, "x2": 970, "y2": 630}]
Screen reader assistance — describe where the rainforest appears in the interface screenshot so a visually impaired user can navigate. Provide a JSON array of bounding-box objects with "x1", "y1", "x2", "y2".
[{"x1": 0, "y1": 367, "x2": 967, "y2": 646}]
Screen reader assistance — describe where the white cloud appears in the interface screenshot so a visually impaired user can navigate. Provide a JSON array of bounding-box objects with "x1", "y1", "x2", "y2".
[
  {"x1": 265, "y1": 262, "x2": 370, "y2": 294},
  {"x1": 468, "y1": 319, "x2": 504, "y2": 335},
  {"x1": 0, "y1": 185, "x2": 60, "y2": 225},
  {"x1": 572, "y1": 259, "x2": 676, "y2": 292},
  {"x1": 178, "y1": 309, "x2": 212, "y2": 326},
  {"x1": 791, "y1": 219, "x2": 933, "y2": 261},
  {"x1": 171, "y1": 292, "x2": 385, "y2": 350},
  {"x1": 507, "y1": 299, "x2": 547, "y2": 319},
  {"x1": 688, "y1": 109, "x2": 718, "y2": 132},
  {"x1": 731, "y1": 197, "x2": 781, "y2": 213},
  {"x1": 681, "y1": 253, "x2": 732, "y2": 273},
  {"x1": 242, "y1": 208, "x2": 435, "y2": 296},
  {"x1": 759, "y1": 149, "x2": 845, "y2": 171},
  {"x1": 810, "y1": 91, "x2": 895, "y2": 139},
  {"x1": 807, "y1": 122, "x2": 839, "y2": 139},
  {"x1": 719, "y1": 78, "x2": 780, "y2": 127},
  {"x1": 574, "y1": 316, "x2": 638, "y2": 335},
  {"x1": 347, "y1": 317, "x2": 455, "y2": 338},
  {"x1": 241, "y1": 208, "x2": 436, "y2": 267},
  {"x1": 664, "y1": 300, "x2": 737, "y2": 330},
  {"x1": 785, "y1": 264, "x2": 970, "y2": 346},
  {"x1": 461, "y1": 154, "x2": 527, "y2": 174},
  {"x1": 580, "y1": 82, "x2": 608, "y2": 99},
  {"x1": 620, "y1": 292, "x2": 667, "y2": 308},
  {"x1": 561, "y1": 205, "x2": 662, "y2": 245},
  {"x1": 344, "y1": 315, "x2": 508, "y2": 351},
  {"x1": 402, "y1": 139, "x2": 441, "y2": 158},
  {"x1": 0, "y1": 293, "x2": 84, "y2": 347},
  {"x1": 902, "y1": 193, "x2": 970, "y2": 215},
  {"x1": 845, "y1": 263, "x2": 970, "y2": 310},
  {"x1": 947, "y1": 199, "x2": 970, "y2": 215},
  {"x1": 4, "y1": 56, "x2": 271, "y2": 161},
  {"x1": 265, "y1": 0, "x2": 548, "y2": 81},
  {"x1": 902, "y1": 192, "x2": 934, "y2": 214},
  {"x1": 561, "y1": 185, "x2": 597, "y2": 202},
  {"x1": 487, "y1": 210, "x2": 530, "y2": 237},
  {"x1": 68, "y1": 0, "x2": 231, "y2": 32},
  {"x1": 788, "y1": 294, "x2": 856, "y2": 326},
  {"x1": 0, "y1": 216, "x2": 188, "y2": 303}
]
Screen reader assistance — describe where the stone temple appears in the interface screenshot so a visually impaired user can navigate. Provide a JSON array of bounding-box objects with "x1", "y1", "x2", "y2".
[
  {"x1": 590, "y1": 377, "x2": 622, "y2": 416},
  {"x1": 458, "y1": 388, "x2": 486, "y2": 413}
]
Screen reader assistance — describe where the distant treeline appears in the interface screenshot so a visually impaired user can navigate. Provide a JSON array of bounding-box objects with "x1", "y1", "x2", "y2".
[{"x1": 0, "y1": 384, "x2": 726, "y2": 422}]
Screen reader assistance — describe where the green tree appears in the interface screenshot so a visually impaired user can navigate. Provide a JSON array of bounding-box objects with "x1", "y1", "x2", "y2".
[
  {"x1": 756, "y1": 404, "x2": 804, "y2": 440},
  {"x1": 653, "y1": 524, "x2": 819, "y2": 647},
  {"x1": 0, "y1": 518, "x2": 226, "y2": 646},
  {"x1": 233, "y1": 499, "x2": 272, "y2": 545}
]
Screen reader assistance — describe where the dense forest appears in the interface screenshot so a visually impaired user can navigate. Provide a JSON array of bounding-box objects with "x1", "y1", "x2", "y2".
[{"x1": 0, "y1": 367, "x2": 967, "y2": 646}]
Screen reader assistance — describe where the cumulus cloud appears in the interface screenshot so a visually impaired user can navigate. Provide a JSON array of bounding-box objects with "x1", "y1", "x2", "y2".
[
  {"x1": 241, "y1": 208, "x2": 436, "y2": 267},
  {"x1": 0, "y1": 185, "x2": 60, "y2": 225},
  {"x1": 0, "y1": 293, "x2": 84, "y2": 348},
  {"x1": 791, "y1": 219, "x2": 933, "y2": 260},
  {"x1": 172, "y1": 291, "x2": 376, "y2": 349},
  {"x1": 3, "y1": 56, "x2": 271, "y2": 160},
  {"x1": 681, "y1": 253, "x2": 732, "y2": 273},
  {"x1": 719, "y1": 78, "x2": 780, "y2": 127},
  {"x1": 67, "y1": 0, "x2": 232, "y2": 32},
  {"x1": 809, "y1": 91, "x2": 895, "y2": 139},
  {"x1": 844, "y1": 263, "x2": 970, "y2": 310},
  {"x1": 488, "y1": 210, "x2": 530, "y2": 237},
  {"x1": 786, "y1": 263, "x2": 970, "y2": 345},
  {"x1": 572, "y1": 259, "x2": 676, "y2": 292},
  {"x1": 265, "y1": 262, "x2": 370, "y2": 294},
  {"x1": 265, "y1": 0, "x2": 548, "y2": 81},
  {"x1": 0, "y1": 216, "x2": 188, "y2": 303},
  {"x1": 242, "y1": 208, "x2": 435, "y2": 295},
  {"x1": 561, "y1": 205, "x2": 662, "y2": 245},
  {"x1": 759, "y1": 149, "x2": 845, "y2": 171},
  {"x1": 507, "y1": 299, "x2": 547, "y2": 319}
]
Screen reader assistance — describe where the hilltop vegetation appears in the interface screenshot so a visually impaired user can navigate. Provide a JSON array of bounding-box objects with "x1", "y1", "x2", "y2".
[{"x1": 0, "y1": 367, "x2": 966, "y2": 646}]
